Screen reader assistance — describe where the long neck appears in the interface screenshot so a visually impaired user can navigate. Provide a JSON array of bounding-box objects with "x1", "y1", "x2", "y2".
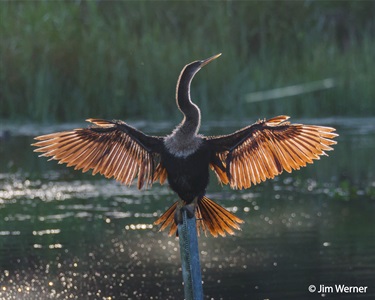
[{"x1": 175, "y1": 65, "x2": 201, "y2": 137}]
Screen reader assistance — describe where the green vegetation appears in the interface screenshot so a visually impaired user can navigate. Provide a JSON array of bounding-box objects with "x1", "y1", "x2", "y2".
[{"x1": 1, "y1": 1, "x2": 374, "y2": 122}]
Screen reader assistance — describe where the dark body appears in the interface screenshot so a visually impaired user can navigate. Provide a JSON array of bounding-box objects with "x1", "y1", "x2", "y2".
[{"x1": 160, "y1": 141, "x2": 211, "y2": 203}]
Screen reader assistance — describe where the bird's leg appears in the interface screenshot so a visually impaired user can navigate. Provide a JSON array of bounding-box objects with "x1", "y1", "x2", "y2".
[
  {"x1": 174, "y1": 197, "x2": 197, "y2": 224},
  {"x1": 184, "y1": 198, "x2": 197, "y2": 219}
]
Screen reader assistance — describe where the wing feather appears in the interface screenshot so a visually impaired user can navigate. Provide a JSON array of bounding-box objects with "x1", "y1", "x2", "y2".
[
  {"x1": 33, "y1": 119, "x2": 164, "y2": 189},
  {"x1": 207, "y1": 116, "x2": 338, "y2": 189}
]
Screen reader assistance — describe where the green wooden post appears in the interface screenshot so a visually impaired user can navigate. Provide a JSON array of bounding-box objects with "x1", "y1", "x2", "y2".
[{"x1": 178, "y1": 210, "x2": 203, "y2": 300}]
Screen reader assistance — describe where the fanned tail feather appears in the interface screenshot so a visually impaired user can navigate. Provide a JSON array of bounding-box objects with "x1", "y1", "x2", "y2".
[
  {"x1": 197, "y1": 196, "x2": 243, "y2": 237},
  {"x1": 154, "y1": 196, "x2": 244, "y2": 237},
  {"x1": 154, "y1": 201, "x2": 179, "y2": 236}
]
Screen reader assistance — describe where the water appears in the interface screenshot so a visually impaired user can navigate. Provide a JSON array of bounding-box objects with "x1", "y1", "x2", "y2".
[{"x1": 0, "y1": 118, "x2": 374, "y2": 300}]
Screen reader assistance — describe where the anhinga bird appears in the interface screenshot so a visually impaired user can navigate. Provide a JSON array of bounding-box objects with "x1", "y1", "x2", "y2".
[{"x1": 33, "y1": 54, "x2": 338, "y2": 237}]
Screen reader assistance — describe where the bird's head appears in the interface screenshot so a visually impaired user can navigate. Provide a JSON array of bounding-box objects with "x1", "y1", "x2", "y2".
[
  {"x1": 183, "y1": 53, "x2": 222, "y2": 75},
  {"x1": 199, "y1": 53, "x2": 222, "y2": 68}
]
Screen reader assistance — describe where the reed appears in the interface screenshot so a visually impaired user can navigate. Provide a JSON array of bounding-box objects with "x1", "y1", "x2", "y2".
[{"x1": 1, "y1": 1, "x2": 374, "y2": 122}]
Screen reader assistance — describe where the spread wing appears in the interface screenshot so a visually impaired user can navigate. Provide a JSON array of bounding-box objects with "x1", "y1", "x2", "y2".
[
  {"x1": 206, "y1": 115, "x2": 338, "y2": 189},
  {"x1": 32, "y1": 119, "x2": 166, "y2": 189}
]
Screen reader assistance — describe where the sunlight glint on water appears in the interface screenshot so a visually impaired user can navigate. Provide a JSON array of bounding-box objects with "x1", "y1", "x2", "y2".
[{"x1": 0, "y1": 118, "x2": 374, "y2": 299}]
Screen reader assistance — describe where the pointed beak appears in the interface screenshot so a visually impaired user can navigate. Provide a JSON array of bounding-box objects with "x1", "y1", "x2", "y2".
[{"x1": 200, "y1": 53, "x2": 222, "y2": 67}]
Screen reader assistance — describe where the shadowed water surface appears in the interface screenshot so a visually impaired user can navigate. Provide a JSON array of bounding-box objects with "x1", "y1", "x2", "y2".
[{"x1": 0, "y1": 118, "x2": 374, "y2": 299}]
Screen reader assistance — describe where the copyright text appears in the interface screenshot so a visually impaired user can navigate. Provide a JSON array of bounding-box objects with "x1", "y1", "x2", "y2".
[{"x1": 308, "y1": 284, "x2": 368, "y2": 294}]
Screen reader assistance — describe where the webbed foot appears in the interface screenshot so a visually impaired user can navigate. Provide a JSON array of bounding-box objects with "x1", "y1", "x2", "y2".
[{"x1": 174, "y1": 201, "x2": 196, "y2": 224}]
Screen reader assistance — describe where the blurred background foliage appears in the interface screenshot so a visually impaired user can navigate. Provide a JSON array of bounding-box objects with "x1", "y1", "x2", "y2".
[{"x1": 1, "y1": 1, "x2": 374, "y2": 122}]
